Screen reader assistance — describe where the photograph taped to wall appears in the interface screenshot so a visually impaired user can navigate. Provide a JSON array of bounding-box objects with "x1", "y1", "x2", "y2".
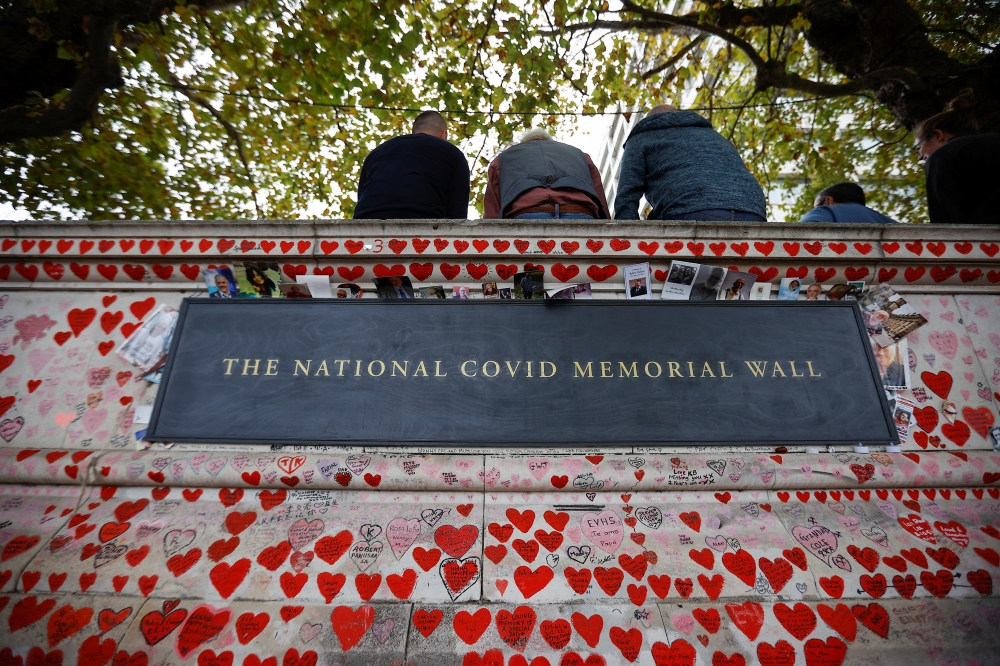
[
  {"x1": 859, "y1": 283, "x2": 928, "y2": 346},
  {"x1": 872, "y1": 337, "x2": 910, "y2": 390},
  {"x1": 624, "y1": 262, "x2": 651, "y2": 300},
  {"x1": 416, "y1": 286, "x2": 446, "y2": 299},
  {"x1": 482, "y1": 282, "x2": 500, "y2": 299},
  {"x1": 234, "y1": 262, "x2": 282, "y2": 298},
  {"x1": 661, "y1": 260, "x2": 700, "y2": 300},
  {"x1": 117, "y1": 305, "x2": 179, "y2": 372},
  {"x1": 335, "y1": 283, "x2": 363, "y2": 298},
  {"x1": 689, "y1": 264, "x2": 728, "y2": 301},
  {"x1": 777, "y1": 278, "x2": 802, "y2": 301},
  {"x1": 374, "y1": 276, "x2": 415, "y2": 299},
  {"x1": 514, "y1": 271, "x2": 544, "y2": 299},
  {"x1": 280, "y1": 283, "x2": 312, "y2": 298},
  {"x1": 717, "y1": 270, "x2": 757, "y2": 301},
  {"x1": 204, "y1": 267, "x2": 238, "y2": 298},
  {"x1": 749, "y1": 283, "x2": 772, "y2": 300}
]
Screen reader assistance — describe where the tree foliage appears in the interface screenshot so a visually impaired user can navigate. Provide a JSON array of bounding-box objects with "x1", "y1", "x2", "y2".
[{"x1": 1, "y1": 0, "x2": 997, "y2": 221}]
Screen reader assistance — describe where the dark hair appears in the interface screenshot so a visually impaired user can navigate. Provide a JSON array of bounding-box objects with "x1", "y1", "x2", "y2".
[
  {"x1": 412, "y1": 110, "x2": 447, "y2": 135},
  {"x1": 816, "y1": 182, "x2": 865, "y2": 206},
  {"x1": 915, "y1": 89, "x2": 979, "y2": 140},
  {"x1": 244, "y1": 265, "x2": 275, "y2": 294}
]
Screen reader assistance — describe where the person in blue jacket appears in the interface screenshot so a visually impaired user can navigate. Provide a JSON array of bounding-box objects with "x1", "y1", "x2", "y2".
[
  {"x1": 614, "y1": 105, "x2": 767, "y2": 221},
  {"x1": 799, "y1": 182, "x2": 896, "y2": 224}
]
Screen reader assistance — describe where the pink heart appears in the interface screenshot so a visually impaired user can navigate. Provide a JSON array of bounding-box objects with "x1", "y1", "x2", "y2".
[
  {"x1": 54, "y1": 411, "x2": 74, "y2": 427},
  {"x1": 928, "y1": 330, "x2": 958, "y2": 359},
  {"x1": 82, "y1": 408, "x2": 108, "y2": 434},
  {"x1": 581, "y1": 510, "x2": 624, "y2": 554},
  {"x1": 526, "y1": 458, "x2": 551, "y2": 481}
]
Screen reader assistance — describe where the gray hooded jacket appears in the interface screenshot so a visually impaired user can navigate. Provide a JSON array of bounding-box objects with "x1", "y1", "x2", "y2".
[{"x1": 614, "y1": 111, "x2": 766, "y2": 220}]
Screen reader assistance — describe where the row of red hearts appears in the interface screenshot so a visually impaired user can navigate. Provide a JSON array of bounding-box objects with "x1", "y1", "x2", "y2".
[
  {"x1": 1, "y1": 238, "x2": 996, "y2": 258},
  {"x1": 2, "y1": 262, "x2": 997, "y2": 284}
]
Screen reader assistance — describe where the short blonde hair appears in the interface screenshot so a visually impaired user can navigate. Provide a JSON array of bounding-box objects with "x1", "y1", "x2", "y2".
[{"x1": 518, "y1": 128, "x2": 554, "y2": 143}]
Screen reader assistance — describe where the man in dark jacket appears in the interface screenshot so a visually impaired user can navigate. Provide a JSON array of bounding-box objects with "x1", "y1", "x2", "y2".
[
  {"x1": 614, "y1": 105, "x2": 767, "y2": 221},
  {"x1": 354, "y1": 110, "x2": 470, "y2": 219},
  {"x1": 483, "y1": 129, "x2": 609, "y2": 219},
  {"x1": 799, "y1": 182, "x2": 896, "y2": 224}
]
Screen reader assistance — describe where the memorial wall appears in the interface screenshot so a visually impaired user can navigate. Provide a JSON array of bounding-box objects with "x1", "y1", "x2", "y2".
[{"x1": 0, "y1": 220, "x2": 997, "y2": 666}]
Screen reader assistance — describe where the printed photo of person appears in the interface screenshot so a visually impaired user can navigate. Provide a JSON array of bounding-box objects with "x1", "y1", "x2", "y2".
[
  {"x1": 514, "y1": 271, "x2": 544, "y2": 299},
  {"x1": 805, "y1": 283, "x2": 823, "y2": 300},
  {"x1": 204, "y1": 267, "x2": 238, "y2": 298},
  {"x1": 337, "y1": 283, "x2": 363, "y2": 298},
  {"x1": 623, "y1": 262, "x2": 651, "y2": 300},
  {"x1": 498, "y1": 288, "x2": 513, "y2": 299},
  {"x1": 629, "y1": 278, "x2": 648, "y2": 298},
  {"x1": 418, "y1": 286, "x2": 446, "y2": 299},
  {"x1": 573, "y1": 283, "x2": 593, "y2": 299},
  {"x1": 235, "y1": 262, "x2": 281, "y2": 298},
  {"x1": 279, "y1": 283, "x2": 312, "y2": 298},
  {"x1": 872, "y1": 338, "x2": 909, "y2": 390},
  {"x1": 865, "y1": 309, "x2": 890, "y2": 337},
  {"x1": 374, "y1": 276, "x2": 415, "y2": 299},
  {"x1": 452, "y1": 285, "x2": 470, "y2": 299},
  {"x1": 117, "y1": 305, "x2": 179, "y2": 372},
  {"x1": 662, "y1": 260, "x2": 700, "y2": 300},
  {"x1": 689, "y1": 265, "x2": 727, "y2": 301},
  {"x1": 482, "y1": 282, "x2": 499, "y2": 299},
  {"x1": 718, "y1": 270, "x2": 756, "y2": 301},
  {"x1": 777, "y1": 278, "x2": 801, "y2": 301}
]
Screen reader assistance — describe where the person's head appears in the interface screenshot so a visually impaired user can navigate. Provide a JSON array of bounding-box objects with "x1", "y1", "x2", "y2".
[
  {"x1": 732, "y1": 279, "x2": 746, "y2": 291},
  {"x1": 873, "y1": 342, "x2": 896, "y2": 370},
  {"x1": 914, "y1": 89, "x2": 978, "y2": 161},
  {"x1": 214, "y1": 273, "x2": 230, "y2": 292},
  {"x1": 646, "y1": 104, "x2": 680, "y2": 116},
  {"x1": 289, "y1": 286, "x2": 301, "y2": 294},
  {"x1": 389, "y1": 276, "x2": 403, "y2": 288},
  {"x1": 518, "y1": 128, "x2": 554, "y2": 144},
  {"x1": 789, "y1": 280, "x2": 800, "y2": 291},
  {"x1": 412, "y1": 110, "x2": 448, "y2": 140},
  {"x1": 706, "y1": 267, "x2": 724, "y2": 288},
  {"x1": 337, "y1": 289, "x2": 347, "y2": 298},
  {"x1": 870, "y1": 310, "x2": 890, "y2": 323},
  {"x1": 246, "y1": 265, "x2": 266, "y2": 286},
  {"x1": 814, "y1": 182, "x2": 866, "y2": 208},
  {"x1": 806, "y1": 283, "x2": 822, "y2": 299}
]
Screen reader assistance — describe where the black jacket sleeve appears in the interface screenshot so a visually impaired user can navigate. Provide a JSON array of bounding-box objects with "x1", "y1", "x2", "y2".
[{"x1": 448, "y1": 151, "x2": 471, "y2": 219}]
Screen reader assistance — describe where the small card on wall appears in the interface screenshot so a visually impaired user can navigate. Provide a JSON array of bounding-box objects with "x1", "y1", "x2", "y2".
[
  {"x1": 623, "y1": 262, "x2": 651, "y2": 300},
  {"x1": 661, "y1": 260, "x2": 700, "y2": 300},
  {"x1": 749, "y1": 282, "x2": 772, "y2": 300}
]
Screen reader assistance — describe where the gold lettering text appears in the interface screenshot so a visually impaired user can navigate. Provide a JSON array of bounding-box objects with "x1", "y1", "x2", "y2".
[
  {"x1": 574, "y1": 362, "x2": 593, "y2": 378},
  {"x1": 315, "y1": 360, "x2": 330, "y2": 377},
  {"x1": 505, "y1": 361, "x2": 521, "y2": 377},
  {"x1": 434, "y1": 360, "x2": 447, "y2": 377},
  {"x1": 687, "y1": 361, "x2": 695, "y2": 378},
  {"x1": 540, "y1": 361, "x2": 556, "y2": 378},
  {"x1": 223, "y1": 358, "x2": 239, "y2": 375},
  {"x1": 701, "y1": 362, "x2": 716, "y2": 378},
  {"x1": 772, "y1": 361, "x2": 787, "y2": 377},
  {"x1": 242, "y1": 359, "x2": 260, "y2": 376},
  {"x1": 526, "y1": 361, "x2": 533, "y2": 378},
  {"x1": 619, "y1": 361, "x2": 638, "y2": 378},
  {"x1": 600, "y1": 362, "x2": 613, "y2": 378},
  {"x1": 719, "y1": 362, "x2": 734, "y2": 377},
  {"x1": 460, "y1": 360, "x2": 477, "y2": 377},
  {"x1": 745, "y1": 361, "x2": 768, "y2": 377},
  {"x1": 483, "y1": 361, "x2": 500, "y2": 378},
  {"x1": 265, "y1": 359, "x2": 279, "y2": 376},
  {"x1": 788, "y1": 361, "x2": 804, "y2": 377},
  {"x1": 807, "y1": 361, "x2": 822, "y2": 377},
  {"x1": 333, "y1": 360, "x2": 350, "y2": 376},
  {"x1": 668, "y1": 362, "x2": 684, "y2": 378},
  {"x1": 293, "y1": 360, "x2": 311, "y2": 376},
  {"x1": 645, "y1": 361, "x2": 662, "y2": 378},
  {"x1": 391, "y1": 361, "x2": 408, "y2": 377},
  {"x1": 368, "y1": 360, "x2": 385, "y2": 377},
  {"x1": 413, "y1": 361, "x2": 429, "y2": 377},
  {"x1": 354, "y1": 360, "x2": 362, "y2": 377}
]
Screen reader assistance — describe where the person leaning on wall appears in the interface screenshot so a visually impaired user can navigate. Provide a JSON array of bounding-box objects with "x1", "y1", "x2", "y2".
[
  {"x1": 483, "y1": 128, "x2": 609, "y2": 219},
  {"x1": 914, "y1": 89, "x2": 1000, "y2": 225},
  {"x1": 614, "y1": 104, "x2": 767, "y2": 222},
  {"x1": 353, "y1": 110, "x2": 470, "y2": 219},
  {"x1": 798, "y1": 182, "x2": 896, "y2": 224}
]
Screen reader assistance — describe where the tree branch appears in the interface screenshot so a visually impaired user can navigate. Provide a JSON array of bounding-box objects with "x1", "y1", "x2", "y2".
[
  {"x1": 154, "y1": 52, "x2": 265, "y2": 219},
  {"x1": 0, "y1": 15, "x2": 121, "y2": 143},
  {"x1": 641, "y1": 34, "x2": 707, "y2": 80}
]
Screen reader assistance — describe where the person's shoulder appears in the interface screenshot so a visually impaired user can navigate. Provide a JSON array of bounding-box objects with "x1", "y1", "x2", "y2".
[{"x1": 799, "y1": 206, "x2": 835, "y2": 223}]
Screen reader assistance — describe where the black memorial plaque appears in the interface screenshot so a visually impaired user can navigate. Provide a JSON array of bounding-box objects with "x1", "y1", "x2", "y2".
[{"x1": 147, "y1": 299, "x2": 898, "y2": 446}]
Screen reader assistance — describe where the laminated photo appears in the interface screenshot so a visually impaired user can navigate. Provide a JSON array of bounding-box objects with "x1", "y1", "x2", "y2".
[
  {"x1": 335, "y1": 283, "x2": 363, "y2": 298},
  {"x1": 203, "y1": 267, "x2": 238, "y2": 298},
  {"x1": 777, "y1": 278, "x2": 802, "y2": 301},
  {"x1": 545, "y1": 285, "x2": 574, "y2": 300},
  {"x1": 749, "y1": 282, "x2": 772, "y2": 300},
  {"x1": 804, "y1": 283, "x2": 823, "y2": 300},
  {"x1": 661, "y1": 260, "x2": 699, "y2": 300},
  {"x1": 234, "y1": 262, "x2": 281, "y2": 298},
  {"x1": 117, "y1": 305, "x2": 179, "y2": 373},
  {"x1": 498, "y1": 287, "x2": 513, "y2": 299},
  {"x1": 416, "y1": 286, "x2": 446, "y2": 299},
  {"x1": 482, "y1": 282, "x2": 500, "y2": 299},
  {"x1": 279, "y1": 283, "x2": 312, "y2": 298},
  {"x1": 859, "y1": 282, "x2": 928, "y2": 346},
  {"x1": 573, "y1": 283, "x2": 593, "y2": 299},
  {"x1": 893, "y1": 396, "x2": 915, "y2": 443},
  {"x1": 452, "y1": 285, "x2": 470, "y2": 299},
  {"x1": 689, "y1": 264, "x2": 727, "y2": 301},
  {"x1": 872, "y1": 337, "x2": 910, "y2": 391},
  {"x1": 514, "y1": 271, "x2": 544, "y2": 299},
  {"x1": 374, "y1": 276, "x2": 415, "y2": 298},
  {"x1": 717, "y1": 269, "x2": 757, "y2": 301},
  {"x1": 623, "y1": 262, "x2": 651, "y2": 300}
]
